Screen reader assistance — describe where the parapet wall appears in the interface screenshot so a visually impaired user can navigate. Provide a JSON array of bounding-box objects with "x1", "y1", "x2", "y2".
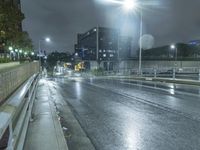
[{"x1": 0, "y1": 61, "x2": 39, "y2": 104}]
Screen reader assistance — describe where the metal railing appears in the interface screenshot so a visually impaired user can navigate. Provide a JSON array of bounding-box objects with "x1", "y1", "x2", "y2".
[
  {"x1": 0, "y1": 73, "x2": 39, "y2": 150},
  {"x1": 102, "y1": 67, "x2": 200, "y2": 81},
  {"x1": 0, "y1": 61, "x2": 39, "y2": 104}
]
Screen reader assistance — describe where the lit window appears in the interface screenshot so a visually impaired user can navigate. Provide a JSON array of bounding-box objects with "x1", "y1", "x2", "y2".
[
  {"x1": 94, "y1": 28, "x2": 97, "y2": 32},
  {"x1": 103, "y1": 54, "x2": 106, "y2": 57},
  {"x1": 99, "y1": 50, "x2": 102, "y2": 52}
]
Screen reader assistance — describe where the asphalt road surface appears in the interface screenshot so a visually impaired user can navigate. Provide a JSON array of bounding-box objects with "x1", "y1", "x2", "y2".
[{"x1": 54, "y1": 77, "x2": 200, "y2": 150}]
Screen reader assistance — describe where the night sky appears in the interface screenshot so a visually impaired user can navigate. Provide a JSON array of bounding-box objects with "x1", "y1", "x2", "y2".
[{"x1": 21, "y1": 0, "x2": 200, "y2": 54}]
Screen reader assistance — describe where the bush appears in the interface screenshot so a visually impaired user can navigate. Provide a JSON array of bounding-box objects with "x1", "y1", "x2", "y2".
[{"x1": 0, "y1": 58, "x2": 11, "y2": 63}]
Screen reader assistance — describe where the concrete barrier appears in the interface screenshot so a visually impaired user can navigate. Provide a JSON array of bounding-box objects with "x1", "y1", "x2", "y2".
[{"x1": 0, "y1": 62, "x2": 39, "y2": 104}]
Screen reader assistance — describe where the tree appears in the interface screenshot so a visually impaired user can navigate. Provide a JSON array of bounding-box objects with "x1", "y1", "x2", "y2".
[
  {"x1": 0, "y1": 1, "x2": 34, "y2": 56},
  {"x1": 47, "y1": 52, "x2": 72, "y2": 71},
  {"x1": 8, "y1": 31, "x2": 34, "y2": 52}
]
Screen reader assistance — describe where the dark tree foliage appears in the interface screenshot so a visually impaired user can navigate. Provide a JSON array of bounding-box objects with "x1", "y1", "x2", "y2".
[
  {"x1": 47, "y1": 52, "x2": 72, "y2": 70},
  {"x1": 0, "y1": 1, "x2": 33, "y2": 53}
]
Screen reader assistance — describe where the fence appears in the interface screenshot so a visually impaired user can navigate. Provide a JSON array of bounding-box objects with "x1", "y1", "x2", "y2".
[
  {"x1": 102, "y1": 67, "x2": 200, "y2": 81},
  {"x1": 0, "y1": 61, "x2": 39, "y2": 104},
  {"x1": 0, "y1": 74, "x2": 39, "y2": 150}
]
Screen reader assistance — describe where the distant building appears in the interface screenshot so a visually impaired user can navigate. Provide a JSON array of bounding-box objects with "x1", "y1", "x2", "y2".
[
  {"x1": 74, "y1": 27, "x2": 132, "y2": 70},
  {"x1": 189, "y1": 40, "x2": 200, "y2": 46},
  {"x1": 142, "y1": 43, "x2": 200, "y2": 60}
]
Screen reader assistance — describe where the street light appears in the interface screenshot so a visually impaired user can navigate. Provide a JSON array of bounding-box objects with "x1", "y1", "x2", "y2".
[
  {"x1": 15, "y1": 49, "x2": 19, "y2": 60},
  {"x1": 170, "y1": 44, "x2": 178, "y2": 79},
  {"x1": 8, "y1": 46, "x2": 13, "y2": 59},
  {"x1": 39, "y1": 37, "x2": 51, "y2": 55},
  {"x1": 170, "y1": 44, "x2": 177, "y2": 61},
  {"x1": 8, "y1": 46, "x2": 13, "y2": 51},
  {"x1": 102, "y1": 0, "x2": 143, "y2": 75},
  {"x1": 45, "y1": 37, "x2": 51, "y2": 43},
  {"x1": 38, "y1": 37, "x2": 51, "y2": 69},
  {"x1": 122, "y1": 0, "x2": 138, "y2": 11}
]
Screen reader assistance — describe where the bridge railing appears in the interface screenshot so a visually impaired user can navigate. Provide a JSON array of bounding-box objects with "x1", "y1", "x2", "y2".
[
  {"x1": 0, "y1": 61, "x2": 39, "y2": 104},
  {"x1": 0, "y1": 62, "x2": 40, "y2": 150},
  {"x1": 103, "y1": 67, "x2": 200, "y2": 81}
]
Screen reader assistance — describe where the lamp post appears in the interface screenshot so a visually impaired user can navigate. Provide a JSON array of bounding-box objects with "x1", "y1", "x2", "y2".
[
  {"x1": 123, "y1": 0, "x2": 143, "y2": 75},
  {"x1": 102, "y1": 0, "x2": 143, "y2": 75},
  {"x1": 170, "y1": 44, "x2": 177, "y2": 61},
  {"x1": 8, "y1": 46, "x2": 13, "y2": 59},
  {"x1": 138, "y1": 10, "x2": 143, "y2": 76},
  {"x1": 38, "y1": 37, "x2": 51, "y2": 70},
  {"x1": 170, "y1": 44, "x2": 177, "y2": 79}
]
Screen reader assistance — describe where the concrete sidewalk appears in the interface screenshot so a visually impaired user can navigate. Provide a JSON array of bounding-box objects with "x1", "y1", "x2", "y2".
[{"x1": 24, "y1": 79, "x2": 68, "y2": 150}]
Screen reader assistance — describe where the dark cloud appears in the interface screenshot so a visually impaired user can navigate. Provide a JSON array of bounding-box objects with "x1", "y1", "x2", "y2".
[{"x1": 21, "y1": 0, "x2": 200, "y2": 54}]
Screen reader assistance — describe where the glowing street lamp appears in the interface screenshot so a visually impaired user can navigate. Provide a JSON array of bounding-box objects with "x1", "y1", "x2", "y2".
[
  {"x1": 31, "y1": 52, "x2": 35, "y2": 56},
  {"x1": 38, "y1": 37, "x2": 51, "y2": 71},
  {"x1": 170, "y1": 44, "x2": 177, "y2": 61},
  {"x1": 9, "y1": 46, "x2": 13, "y2": 51},
  {"x1": 19, "y1": 50, "x2": 23, "y2": 53},
  {"x1": 45, "y1": 37, "x2": 51, "y2": 43},
  {"x1": 103, "y1": 0, "x2": 143, "y2": 75},
  {"x1": 39, "y1": 37, "x2": 51, "y2": 57},
  {"x1": 122, "y1": 0, "x2": 138, "y2": 12},
  {"x1": 170, "y1": 44, "x2": 175, "y2": 50}
]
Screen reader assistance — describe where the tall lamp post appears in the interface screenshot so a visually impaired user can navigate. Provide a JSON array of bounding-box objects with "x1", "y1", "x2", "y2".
[
  {"x1": 170, "y1": 44, "x2": 177, "y2": 79},
  {"x1": 123, "y1": 0, "x2": 143, "y2": 75},
  {"x1": 170, "y1": 44, "x2": 177, "y2": 62},
  {"x1": 38, "y1": 37, "x2": 51, "y2": 69},
  {"x1": 102, "y1": 0, "x2": 143, "y2": 75},
  {"x1": 138, "y1": 10, "x2": 143, "y2": 76}
]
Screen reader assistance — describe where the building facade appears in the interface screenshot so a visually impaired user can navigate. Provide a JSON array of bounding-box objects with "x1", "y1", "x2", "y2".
[
  {"x1": 142, "y1": 43, "x2": 200, "y2": 60},
  {"x1": 75, "y1": 27, "x2": 132, "y2": 70}
]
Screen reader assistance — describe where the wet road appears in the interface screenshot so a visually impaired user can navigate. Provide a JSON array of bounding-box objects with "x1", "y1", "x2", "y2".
[{"x1": 55, "y1": 77, "x2": 200, "y2": 150}]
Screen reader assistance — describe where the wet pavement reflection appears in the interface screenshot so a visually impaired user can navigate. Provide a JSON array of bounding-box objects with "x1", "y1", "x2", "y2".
[{"x1": 53, "y1": 77, "x2": 200, "y2": 150}]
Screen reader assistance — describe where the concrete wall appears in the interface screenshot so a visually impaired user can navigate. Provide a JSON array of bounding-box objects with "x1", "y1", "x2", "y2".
[{"x1": 0, "y1": 62, "x2": 39, "y2": 104}]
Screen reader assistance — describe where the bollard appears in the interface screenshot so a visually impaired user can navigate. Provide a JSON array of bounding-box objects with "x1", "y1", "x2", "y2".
[
  {"x1": 173, "y1": 68, "x2": 176, "y2": 79},
  {"x1": 154, "y1": 69, "x2": 157, "y2": 78}
]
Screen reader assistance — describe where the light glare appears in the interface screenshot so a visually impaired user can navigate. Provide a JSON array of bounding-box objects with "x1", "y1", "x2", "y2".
[
  {"x1": 123, "y1": 0, "x2": 137, "y2": 11},
  {"x1": 171, "y1": 44, "x2": 176, "y2": 49},
  {"x1": 45, "y1": 37, "x2": 51, "y2": 42}
]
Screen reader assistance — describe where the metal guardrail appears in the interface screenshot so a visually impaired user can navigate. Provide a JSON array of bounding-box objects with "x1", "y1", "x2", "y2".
[
  {"x1": 0, "y1": 74, "x2": 39, "y2": 150},
  {"x1": 0, "y1": 62, "x2": 39, "y2": 104},
  {"x1": 102, "y1": 67, "x2": 200, "y2": 81}
]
